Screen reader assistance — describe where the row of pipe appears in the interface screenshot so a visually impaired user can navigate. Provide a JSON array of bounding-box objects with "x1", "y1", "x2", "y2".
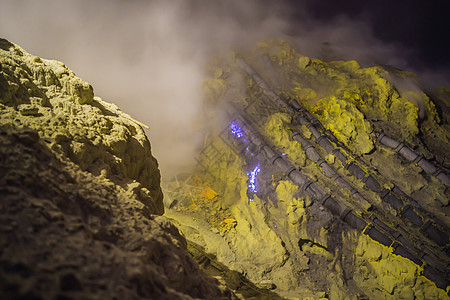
[
  {"x1": 292, "y1": 130, "x2": 368, "y2": 204},
  {"x1": 234, "y1": 56, "x2": 449, "y2": 289},
  {"x1": 378, "y1": 133, "x2": 450, "y2": 186}
]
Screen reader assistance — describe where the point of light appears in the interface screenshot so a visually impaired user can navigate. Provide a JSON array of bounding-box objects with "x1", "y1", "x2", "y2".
[
  {"x1": 247, "y1": 163, "x2": 261, "y2": 195},
  {"x1": 229, "y1": 121, "x2": 244, "y2": 138}
]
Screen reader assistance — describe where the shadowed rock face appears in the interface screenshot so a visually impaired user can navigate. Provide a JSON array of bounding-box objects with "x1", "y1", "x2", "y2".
[{"x1": 0, "y1": 39, "x2": 233, "y2": 299}]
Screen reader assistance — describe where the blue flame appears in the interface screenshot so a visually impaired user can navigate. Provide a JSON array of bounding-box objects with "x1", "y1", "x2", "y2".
[
  {"x1": 229, "y1": 121, "x2": 244, "y2": 138},
  {"x1": 247, "y1": 164, "x2": 261, "y2": 199}
]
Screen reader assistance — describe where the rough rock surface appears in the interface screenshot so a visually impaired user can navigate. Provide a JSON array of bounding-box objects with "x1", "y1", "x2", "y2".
[{"x1": 0, "y1": 39, "x2": 234, "y2": 299}]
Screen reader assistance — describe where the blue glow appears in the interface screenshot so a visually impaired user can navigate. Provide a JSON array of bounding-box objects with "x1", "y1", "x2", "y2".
[
  {"x1": 229, "y1": 121, "x2": 247, "y2": 143},
  {"x1": 229, "y1": 121, "x2": 244, "y2": 138},
  {"x1": 281, "y1": 153, "x2": 286, "y2": 156},
  {"x1": 247, "y1": 164, "x2": 261, "y2": 194}
]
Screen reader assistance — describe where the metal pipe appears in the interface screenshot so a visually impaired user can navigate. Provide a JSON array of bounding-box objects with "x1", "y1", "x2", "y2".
[
  {"x1": 397, "y1": 143, "x2": 420, "y2": 161},
  {"x1": 435, "y1": 171, "x2": 450, "y2": 187},
  {"x1": 306, "y1": 123, "x2": 321, "y2": 139},
  {"x1": 294, "y1": 114, "x2": 309, "y2": 125},
  {"x1": 317, "y1": 159, "x2": 336, "y2": 178},
  {"x1": 377, "y1": 133, "x2": 400, "y2": 148}
]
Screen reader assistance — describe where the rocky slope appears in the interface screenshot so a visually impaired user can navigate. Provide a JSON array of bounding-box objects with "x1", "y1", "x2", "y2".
[{"x1": 0, "y1": 38, "x2": 237, "y2": 299}]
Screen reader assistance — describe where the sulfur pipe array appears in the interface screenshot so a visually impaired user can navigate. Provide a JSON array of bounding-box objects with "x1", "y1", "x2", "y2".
[
  {"x1": 234, "y1": 56, "x2": 450, "y2": 289},
  {"x1": 236, "y1": 55, "x2": 449, "y2": 250}
]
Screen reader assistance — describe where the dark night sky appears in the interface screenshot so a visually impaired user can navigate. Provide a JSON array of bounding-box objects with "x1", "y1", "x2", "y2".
[{"x1": 289, "y1": 0, "x2": 449, "y2": 72}]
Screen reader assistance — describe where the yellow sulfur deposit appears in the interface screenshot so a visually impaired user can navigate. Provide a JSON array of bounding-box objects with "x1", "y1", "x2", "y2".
[
  {"x1": 312, "y1": 96, "x2": 374, "y2": 154},
  {"x1": 353, "y1": 233, "x2": 449, "y2": 299},
  {"x1": 264, "y1": 113, "x2": 307, "y2": 166}
]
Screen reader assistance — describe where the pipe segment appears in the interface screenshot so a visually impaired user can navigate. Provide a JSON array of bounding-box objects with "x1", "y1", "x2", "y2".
[
  {"x1": 331, "y1": 149, "x2": 347, "y2": 165},
  {"x1": 401, "y1": 205, "x2": 424, "y2": 226},
  {"x1": 294, "y1": 113, "x2": 309, "y2": 125},
  {"x1": 306, "y1": 123, "x2": 321, "y2": 139},
  {"x1": 377, "y1": 133, "x2": 400, "y2": 148},
  {"x1": 422, "y1": 221, "x2": 449, "y2": 246},
  {"x1": 316, "y1": 135, "x2": 335, "y2": 152},
  {"x1": 370, "y1": 215, "x2": 395, "y2": 234},
  {"x1": 364, "y1": 225, "x2": 393, "y2": 247},
  {"x1": 423, "y1": 266, "x2": 449, "y2": 290},
  {"x1": 381, "y1": 190, "x2": 404, "y2": 210},
  {"x1": 392, "y1": 242, "x2": 423, "y2": 265},
  {"x1": 317, "y1": 159, "x2": 336, "y2": 178},
  {"x1": 345, "y1": 162, "x2": 366, "y2": 180},
  {"x1": 361, "y1": 175, "x2": 382, "y2": 193}
]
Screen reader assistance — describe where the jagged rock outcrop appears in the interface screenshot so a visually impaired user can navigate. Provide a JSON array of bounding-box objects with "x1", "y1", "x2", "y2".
[
  {"x1": 0, "y1": 38, "x2": 162, "y2": 214},
  {"x1": 0, "y1": 39, "x2": 233, "y2": 299}
]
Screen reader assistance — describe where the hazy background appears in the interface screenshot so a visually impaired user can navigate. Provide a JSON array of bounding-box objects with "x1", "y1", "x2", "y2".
[{"x1": 1, "y1": 0, "x2": 448, "y2": 180}]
